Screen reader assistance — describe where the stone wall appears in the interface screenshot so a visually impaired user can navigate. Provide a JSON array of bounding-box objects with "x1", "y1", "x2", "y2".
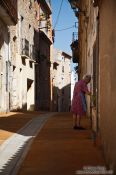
[
  {"x1": 0, "y1": 19, "x2": 9, "y2": 113},
  {"x1": 9, "y1": 0, "x2": 38, "y2": 111}
]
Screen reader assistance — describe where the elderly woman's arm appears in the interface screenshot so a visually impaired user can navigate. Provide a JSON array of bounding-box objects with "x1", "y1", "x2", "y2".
[
  {"x1": 86, "y1": 91, "x2": 91, "y2": 96},
  {"x1": 81, "y1": 82, "x2": 91, "y2": 95}
]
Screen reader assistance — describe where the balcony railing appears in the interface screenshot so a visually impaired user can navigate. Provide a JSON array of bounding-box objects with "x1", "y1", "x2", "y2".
[
  {"x1": 0, "y1": 0, "x2": 17, "y2": 25},
  {"x1": 30, "y1": 44, "x2": 36, "y2": 61},
  {"x1": 71, "y1": 40, "x2": 79, "y2": 63},
  {"x1": 70, "y1": 32, "x2": 79, "y2": 63},
  {"x1": 68, "y1": 0, "x2": 80, "y2": 10},
  {"x1": 21, "y1": 39, "x2": 29, "y2": 58},
  {"x1": 72, "y1": 32, "x2": 78, "y2": 42}
]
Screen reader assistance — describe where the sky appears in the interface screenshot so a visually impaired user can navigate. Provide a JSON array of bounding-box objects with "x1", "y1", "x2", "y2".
[{"x1": 51, "y1": 0, "x2": 78, "y2": 55}]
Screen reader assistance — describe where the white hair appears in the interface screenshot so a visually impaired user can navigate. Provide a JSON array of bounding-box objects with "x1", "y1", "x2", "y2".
[{"x1": 83, "y1": 74, "x2": 91, "y2": 80}]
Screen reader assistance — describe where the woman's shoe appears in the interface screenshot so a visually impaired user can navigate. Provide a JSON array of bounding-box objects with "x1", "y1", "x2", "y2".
[
  {"x1": 73, "y1": 126, "x2": 78, "y2": 130},
  {"x1": 73, "y1": 126, "x2": 86, "y2": 130},
  {"x1": 77, "y1": 126, "x2": 86, "y2": 130}
]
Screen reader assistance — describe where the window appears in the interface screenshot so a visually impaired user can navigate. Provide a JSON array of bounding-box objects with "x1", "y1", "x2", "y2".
[
  {"x1": 29, "y1": 0, "x2": 32, "y2": 9},
  {"x1": 6, "y1": 61, "x2": 8, "y2": 92},
  {"x1": 29, "y1": 61, "x2": 33, "y2": 68},
  {"x1": 62, "y1": 88, "x2": 64, "y2": 95},
  {"x1": 62, "y1": 66, "x2": 64, "y2": 73}
]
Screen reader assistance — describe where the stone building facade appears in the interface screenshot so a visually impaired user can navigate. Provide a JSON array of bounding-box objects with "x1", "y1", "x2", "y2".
[
  {"x1": 69, "y1": 0, "x2": 116, "y2": 173},
  {"x1": 9, "y1": 0, "x2": 52, "y2": 110},
  {"x1": 0, "y1": 0, "x2": 53, "y2": 112},
  {"x1": 9, "y1": 0, "x2": 39, "y2": 111},
  {"x1": 35, "y1": 0, "x2": 53, "y2": 111},
  {"x1": 0, "y1": 0, "x2": 17, "y2": 113},
  {"x1": 52, "y1": 49, "x2": 71, "y2": 112}
]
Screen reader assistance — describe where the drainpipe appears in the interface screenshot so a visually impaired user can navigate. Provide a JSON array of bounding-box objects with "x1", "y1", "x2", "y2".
[
  {"x1": 96, "y1": 14, "x2": 99, "y2": 133},
  {"x1": 8, "y1": 27, "x2": 11, "y2": 112},
  {"x1": 85, "y1": 19, "x2": 88, "y2": 74}
]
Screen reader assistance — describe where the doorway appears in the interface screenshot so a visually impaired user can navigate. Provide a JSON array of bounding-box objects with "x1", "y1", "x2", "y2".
[{"x1": 27, "y1": 78, "x2": 34, "y2": 111}]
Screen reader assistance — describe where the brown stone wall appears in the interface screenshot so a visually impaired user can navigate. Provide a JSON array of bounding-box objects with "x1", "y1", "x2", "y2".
[{"x1": 0, "y1": 19, "x2": 9, "y2": 112}]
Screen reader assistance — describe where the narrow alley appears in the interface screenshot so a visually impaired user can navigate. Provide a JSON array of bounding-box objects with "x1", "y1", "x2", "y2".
[{"x1": 0, "y1": 0, "x2": 116, "y2": 174}]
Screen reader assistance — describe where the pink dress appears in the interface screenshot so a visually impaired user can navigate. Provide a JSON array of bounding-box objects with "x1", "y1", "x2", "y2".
[{"x1": 71, "y1": 80, "x2": 89, "y2": 116}]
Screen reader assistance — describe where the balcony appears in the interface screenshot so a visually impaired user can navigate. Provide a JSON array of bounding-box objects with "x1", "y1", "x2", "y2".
[
  {"x1": 21, "y1": 39, "x2": 29, "y2": 58},
  {"x1": 0, "y1": 0, "x2": 17, "y2": 25},
  {"x1": 68, "y1": 0, "x2": 80, "y2": 9},
  {"x1": 71, "y1": 40, "x2": 79, "y2": 63},
  {"x1": 70, "y1": 32, "x2": 79, "y2": 63},
  {"x1": 30, "y1": 44, "x2": 36, "y2": 62}
]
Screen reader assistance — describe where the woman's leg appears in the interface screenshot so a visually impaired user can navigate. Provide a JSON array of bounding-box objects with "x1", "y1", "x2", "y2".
[
  {"x1": 77, "y1": 115, "x2": 86, "y2": 129},
  {"x1": 73, "y1": 114, "x2": 77, "y2": 127},
  {"x1": 73, "y1": 114, "x2": 81, "y2": 129},
  {"x1": 73, "y1": 114, "x2": 85, "y2": 129},
  {"x1": 76, "y1": 115, "x2": 81, "y2": 127}
]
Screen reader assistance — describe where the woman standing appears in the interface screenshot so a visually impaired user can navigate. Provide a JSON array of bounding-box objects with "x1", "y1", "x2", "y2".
[{"x1": 71, "y1": 74, "x2": 91, "y2": 129}]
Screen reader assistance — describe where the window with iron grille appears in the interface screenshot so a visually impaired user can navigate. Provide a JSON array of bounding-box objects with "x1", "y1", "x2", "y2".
[{"x1": 6, "y1": 61, "x2": 8, "y2": 92}]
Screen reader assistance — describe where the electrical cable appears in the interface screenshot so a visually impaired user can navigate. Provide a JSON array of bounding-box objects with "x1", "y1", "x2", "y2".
[
  {"x1": 54, "y1": 0, "x2": 64, "y2": 29},
  {"x1": 55, "y1": 25, "x2": 75, "y2": 31}
]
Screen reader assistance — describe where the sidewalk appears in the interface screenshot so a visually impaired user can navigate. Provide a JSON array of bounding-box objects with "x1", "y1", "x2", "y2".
[
  {"x1": 0, "y1": 111, "x2": 45, "y2": 145},
  {"x1": 16, "y1": 112, "x2": 106, "y2": 175}
]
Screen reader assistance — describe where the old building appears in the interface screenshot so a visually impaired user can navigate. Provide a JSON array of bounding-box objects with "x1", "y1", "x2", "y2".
[
  {"x1": 0, "y1": 0, "x2": 53, "y2": 112},
  {"x1": 35, "y1": 0, "x2": 53, "y2": 111},
  {"x1": 52, "y1": 49, "x2": 71, "y2": 112},
  {"x1": 98, "y1": 0, "x2": 116, "y2": 173},
  {"x1": 69, "y1": 0, "x2": 116, "y2": 173},
  {"x1": 0, "y1": 0, "x2": 17, "y2": 113},
  {"x1": 9, "y1": 0, "x2": 39, "y2": 111}
]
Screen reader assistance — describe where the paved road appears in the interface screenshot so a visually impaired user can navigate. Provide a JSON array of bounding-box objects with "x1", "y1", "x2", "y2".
[
  {"x1": 0, "y1": 112, "x2": 106, "y2": 175},
  {"x1": 0, "y1": 112, "x2": 55, "y2": 175}
]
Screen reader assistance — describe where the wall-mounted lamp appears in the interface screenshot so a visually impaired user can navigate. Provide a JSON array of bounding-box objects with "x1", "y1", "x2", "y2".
[
  {"x1": 68, "y1": 0, "x2": 86, "y2": 18},
  {"x1": 68, "y1": 0, "x2": 80, "y2": 9}
]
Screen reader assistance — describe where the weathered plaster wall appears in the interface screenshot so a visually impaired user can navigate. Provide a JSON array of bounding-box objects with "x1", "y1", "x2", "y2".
[{"x1": 99, "y1": 0, "x2": 116, "y2": 172}]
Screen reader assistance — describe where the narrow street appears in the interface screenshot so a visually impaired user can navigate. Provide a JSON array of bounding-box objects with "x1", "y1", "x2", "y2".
[
  {"x1": 0, "y1": 112, "x2": 105, "y2": 175},
  {"x1": 0, "y1": 0, "x2": 116, "y2": 174}
]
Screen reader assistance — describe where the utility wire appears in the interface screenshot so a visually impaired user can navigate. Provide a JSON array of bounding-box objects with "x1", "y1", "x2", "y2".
[
  {"x1": 55, "y1": 25, "x2": 75, "y2": 31},
  {"x1": 54, "y1": 0, "x2": 64, "y2": 29}
]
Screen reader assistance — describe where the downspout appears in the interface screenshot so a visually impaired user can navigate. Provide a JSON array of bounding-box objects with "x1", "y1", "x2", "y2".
[
  {"x1": 8, "y1": 27, "x2": 11, "y2": 112},
  {"x1": 85, "y1": 20, "x2": 88, "y2": 74},
  {"x1": 96, "y1": 14, "x2": 99, "y2": 133}
]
